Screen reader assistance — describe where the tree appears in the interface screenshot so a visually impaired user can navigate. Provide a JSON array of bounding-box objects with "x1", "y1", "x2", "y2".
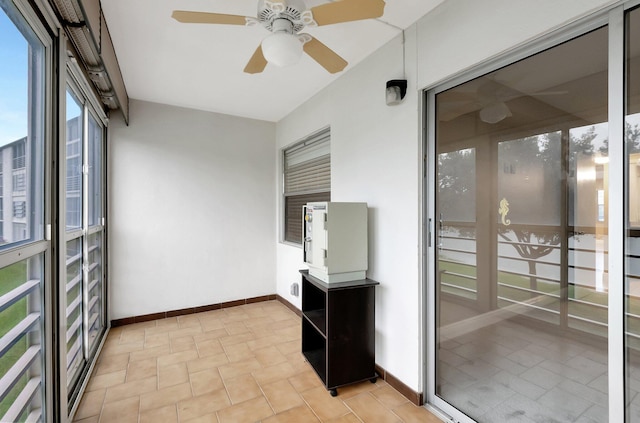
[
  {"x1": 438, "y1": 149, "x2": 476, "y2": 238},
  {"x1": 498, "y1": 227, "x2": 560, "y2": 291},
  {"x1": 497, "y1": 129, "x2": 595, "y2": 293},
  {"x1": 598, "y1": 121, "x2": 640, "y2": 154},
  {"x1": 438, "y1": 125, "x2": 623, "y2": 295}
]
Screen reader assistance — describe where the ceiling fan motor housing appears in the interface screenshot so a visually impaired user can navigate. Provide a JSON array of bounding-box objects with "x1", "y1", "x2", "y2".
[
  {"x1": 271, "y1": 17, "x2": 294, "y2": 34},
  {"x1": 257, "y1": 0, "x2": 315, "y2": 32}
]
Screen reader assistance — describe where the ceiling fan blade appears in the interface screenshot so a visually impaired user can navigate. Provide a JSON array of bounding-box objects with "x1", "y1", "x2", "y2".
[
  {"x1": 303, "y1": 35, "x2": 347, "y2": 73},
  {"x1": 244, "y1": 45, "x2": 268, "y2": 74},
  {"x1": 172, "y1": 10, "x2": 247, "y2": 25},
  {"x1": 310, "y1": 0, "x2": 385, "y2": 26},
  {"x1": 438, "y1": 101, "x2": 483, "y2": 122}
]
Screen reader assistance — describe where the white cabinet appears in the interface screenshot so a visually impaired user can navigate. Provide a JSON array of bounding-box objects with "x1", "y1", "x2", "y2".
[{"x1": 303, "y1": 202, "x2": 368, "y2": 283}]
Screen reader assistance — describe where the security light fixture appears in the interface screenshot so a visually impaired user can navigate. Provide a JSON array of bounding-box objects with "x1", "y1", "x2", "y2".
[{"x1": 386, "y1": 79, "x2": 407, "y2": 106}]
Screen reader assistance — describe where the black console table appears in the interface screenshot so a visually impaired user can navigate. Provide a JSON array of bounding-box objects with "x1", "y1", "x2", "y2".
[{"x1": 300, "y1": 270, "x2": 379, "y2": 396}]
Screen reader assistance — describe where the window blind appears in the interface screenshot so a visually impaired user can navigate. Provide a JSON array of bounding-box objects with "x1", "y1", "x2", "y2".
[
  {"x1": 284, "y1": 128, "x2": 331, "y2": 195},
  {"x1": 283, "y1": 128, "x2": 331, "y2": 244}
]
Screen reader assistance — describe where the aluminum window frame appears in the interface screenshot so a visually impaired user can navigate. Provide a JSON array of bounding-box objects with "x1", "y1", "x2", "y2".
[
  {"x1": 281, "y1": 126, "x2": 331, "y2": 247},
  {"x1": 61, "y1": 52, "x2": 108, "y2": 419},
  {"x1": 0, "y1": 0, "x2": 54, "y2": 421}
]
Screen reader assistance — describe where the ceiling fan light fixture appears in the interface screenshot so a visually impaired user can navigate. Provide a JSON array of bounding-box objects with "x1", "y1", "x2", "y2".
[
  {"x1": 261, "y1": 18, "x2": 303, "y2": 67},
  {"x1": 262, "y1": 32, "x2": 303, "y2": 66},
  {"x1": 173, "y1": 0, "x2": 387, "y2": 74},
  {"x1": 479, "y1": 102, "x2": 512, "y2": 124}
]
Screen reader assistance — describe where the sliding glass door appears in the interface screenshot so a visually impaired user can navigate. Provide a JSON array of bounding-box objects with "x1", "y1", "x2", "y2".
[
  {"x1": 429, "y1": 19, "x2": 614, "y2": 423},
  {"x1": 428, "y1": 4, "x2": 640, "y2": 422},
  {"x1": 63, "y1": 79, "x2": 106, "y2": 406}
]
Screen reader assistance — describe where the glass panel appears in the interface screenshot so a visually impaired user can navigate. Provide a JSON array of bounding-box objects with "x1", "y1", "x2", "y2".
[
  {"x1": 65, "y1": 238, "x2": 83, "y2": 388},
  {"x1": 437, "y1": 148, "x2": 477, "y2": 300},
  {"x1": 496, "y1": 132, "x2": 563, "y2": 326},
  {"x1": 0, "y1": 1, "x2": 46, "y2": 420},
  {"x1": 568, "y1": 123, "x2": 609, "y2": 337},
  {"x1": 284, "y1": 192, "x2": 330, "y2": 243},
  {"x1": 0, "y1": 1, "x2": 44, "y2": 248},
  {"x1": 626, "y1": 6, "x2": 640, "y2": 421},
  {"x1": 435, "y1": 26, "x2": 608, "y2": 422},
  {"x1": 86, "y1": 232, "x2": 103, "y2": 352},
  {"x1": 0, "y1": 255, "x2": 44, "y2": 421},
  {"x1": 87, "y1": 114, "x2": 102, "y2": 228},
  {"x1": 64, "y1": 99, "x2": 106, "y2": 401},
  {"x1": 65, "y1": 90, "x2": 82, "y2": 231},
  {"x1": 65, "y1": 76, "x2": 106, "y2": 406}
]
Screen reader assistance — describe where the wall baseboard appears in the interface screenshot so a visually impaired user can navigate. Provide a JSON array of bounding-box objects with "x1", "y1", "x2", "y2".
[
  {"x1": 111, "y1": 293, "x2": 423, "y2": 406},
  {"x1": 276, "y1": 294, "x2": 302, "y2": 317},
  {"x1": 375, "y1": 364, "x2": 423, "y2": 406},
  {"x1": 275, "y1": 296, "x2": 422, "y2": 406},
  {"x1": 111, "y1": 294, "x2": 277, "y2": 327}
]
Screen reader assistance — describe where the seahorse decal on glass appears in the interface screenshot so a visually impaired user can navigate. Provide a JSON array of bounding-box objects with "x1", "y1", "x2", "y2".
[{"x1": 498, "y1": 198, "x2": 511, "y2": 226}]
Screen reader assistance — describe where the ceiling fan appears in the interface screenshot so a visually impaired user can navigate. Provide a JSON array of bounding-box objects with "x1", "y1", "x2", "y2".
[{"x1": 172, "y1": 0, "x2": 386, "y2": 74}]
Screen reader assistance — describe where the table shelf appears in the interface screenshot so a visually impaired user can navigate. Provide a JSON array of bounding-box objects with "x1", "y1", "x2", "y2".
[{"x1": 300, "y1": 270, "x2": 379, "y2": 396}]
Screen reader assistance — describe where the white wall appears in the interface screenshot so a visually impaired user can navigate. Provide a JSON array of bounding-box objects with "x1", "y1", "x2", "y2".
[
  {"x1": 275, "y1": 0, "x2": 616, "y2": 394},
  {"x1": 109, "y1": 100, "x2": 276, "y2": 320},
  {"x1": 415, "y1": 0, "x2": 617, "y2": 89},
  {"x1": 276, "y1": 29, "x2": 422, "y2": 390}
]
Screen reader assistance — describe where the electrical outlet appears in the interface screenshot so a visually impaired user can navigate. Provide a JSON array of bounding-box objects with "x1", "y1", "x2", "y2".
[{"x1": 290, "y1": 282, "x2": 299, "y2": 297}]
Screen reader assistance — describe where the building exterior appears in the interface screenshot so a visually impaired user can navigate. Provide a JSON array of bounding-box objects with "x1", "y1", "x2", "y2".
[{"x1": 0, "y1": 136, "x2": 28, "y2": 244}]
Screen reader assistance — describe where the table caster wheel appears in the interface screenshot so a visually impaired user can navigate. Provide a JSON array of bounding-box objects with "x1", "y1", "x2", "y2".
[
  {"x1": 370, "y1": 377, "x2": 377, "y2": 384},
  {"x1": 330, "y1": 389, "x2": 338, "y2": 397}
]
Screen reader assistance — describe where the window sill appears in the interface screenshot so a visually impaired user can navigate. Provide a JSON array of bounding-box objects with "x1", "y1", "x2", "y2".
[{"x1": 280, "y1": 240, "x2": 303, "y2": 249}]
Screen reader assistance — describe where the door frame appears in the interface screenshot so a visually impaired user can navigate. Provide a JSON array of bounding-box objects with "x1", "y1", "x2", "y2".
[{"x1": 422, "y1": 4, "x2": 632, "y2": 422}]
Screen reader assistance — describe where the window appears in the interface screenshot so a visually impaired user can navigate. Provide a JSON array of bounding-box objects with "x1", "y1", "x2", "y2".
[
  {"x1": 65, "y1": 90, "x2": 82, "y2": 231},
  {"x1": 283, "y1": 128, "x2": 331, "y2": 244},
  {"x1": 87, "y1": 113, "x2": 102, "y2": 226},
  {"x1": 12, "y1": 201, "x2": 25, "y2": 218},
  {"x1": 63, "y1": 83, "x2": 106, "y2": 404},
  {"x1": 12, "y1": 139, "x2": 25, "y2": 170},
  {"x1": 0, "y1": 0, "x2": 48, "y2": 420},
  {"x1": 12, "y1": 172, "x2": 25, "y2": 192},
  {"x1": 12, "y1": 222, "x2": 27, "y2": 239}
]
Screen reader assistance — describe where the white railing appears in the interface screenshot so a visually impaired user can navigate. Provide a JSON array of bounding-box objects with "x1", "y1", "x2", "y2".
[
  {"x1": 0, "y1": 278, "x2": 42, "y2": 422},
  {"x1": 438, "y1": 222, "x2": 621, "y2": 336}
]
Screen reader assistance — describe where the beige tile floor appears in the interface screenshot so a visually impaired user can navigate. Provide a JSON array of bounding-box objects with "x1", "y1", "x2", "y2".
[{"x1": 73, "y1": 300, "x2": 441, "y2": 423}]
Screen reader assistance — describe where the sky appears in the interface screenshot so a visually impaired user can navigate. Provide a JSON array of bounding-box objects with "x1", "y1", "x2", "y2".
[{"x1": 0, "y1": 4, "x2": 28, "y2": 147}]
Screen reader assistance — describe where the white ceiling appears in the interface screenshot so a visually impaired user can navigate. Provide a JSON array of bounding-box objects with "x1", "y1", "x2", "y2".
[{"x1": 100, "y1": 0, "x2": 445, "y2": 122}]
